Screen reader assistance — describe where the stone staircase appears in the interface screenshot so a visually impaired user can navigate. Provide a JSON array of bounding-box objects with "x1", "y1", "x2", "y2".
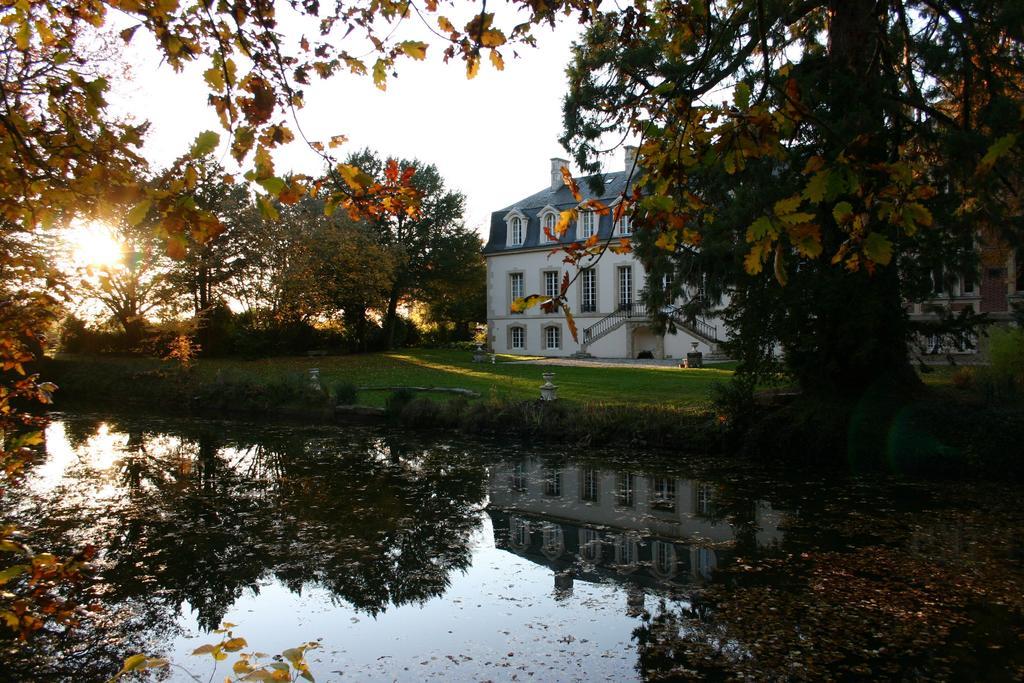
[{"x1": 576, "y1": 302, "x2": 726, "y2": 359}]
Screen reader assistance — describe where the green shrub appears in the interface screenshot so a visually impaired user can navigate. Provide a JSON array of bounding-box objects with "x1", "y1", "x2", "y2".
[
  {"x1": 399, "y1": 396, "x2": 442, "y2": 427},
  {"x1": 328, "y1": 381, "x2": 358, "y2": 405},
  {"x1": 385, "y1": 388, "x2": 415, "y2": 416}
]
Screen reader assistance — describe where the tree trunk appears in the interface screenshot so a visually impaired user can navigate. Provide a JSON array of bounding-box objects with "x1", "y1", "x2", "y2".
[
  {"x1": 383, "y1": 285, "x2": 401, "y2": 350},
  {"x1": 790, "y1": 0, "x2": 919, "y2": 396}
]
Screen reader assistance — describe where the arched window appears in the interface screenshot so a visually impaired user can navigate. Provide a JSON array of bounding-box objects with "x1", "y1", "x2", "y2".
[
  {"x1": 538, "y1": 206, "x2": 559, "y2": 243},
  {"x1": 505, "y1": 209, "x2": 527, "y2": 247},
  {"x1": 510, "y1": 217, "x2": 523, "y2": 245}
]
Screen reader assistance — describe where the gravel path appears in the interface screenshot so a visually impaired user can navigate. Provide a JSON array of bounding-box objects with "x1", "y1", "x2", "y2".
[{"x1": 503, "y1": 356, "x2": 686, "y2": 368}]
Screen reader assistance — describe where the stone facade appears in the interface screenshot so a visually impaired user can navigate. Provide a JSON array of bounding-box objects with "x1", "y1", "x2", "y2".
[{"x1": 483, "y1": 150, "x2": 727, "y2": 359}]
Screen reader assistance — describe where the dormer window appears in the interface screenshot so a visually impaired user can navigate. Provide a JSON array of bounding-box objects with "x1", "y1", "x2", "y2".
[
  {"x1": 511, "y1": 217, "x2": 523, "y2": 245},
  {"x1": 578, "y1": 210, "x2": 596, "y2": 239},
  {"x1": 615, "y1": 213, "x2": 632, "y2": 236},
  {"x1": 505, "y1": 209, "x2": 527, "y2": 247},
  {"x1": 538, "y1": 206, "x2": 559, "y2": 243}
]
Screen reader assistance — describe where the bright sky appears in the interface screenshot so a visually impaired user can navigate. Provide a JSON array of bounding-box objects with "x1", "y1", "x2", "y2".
[{"x1": 105, "y1": 14, "x2": 599, "y2": 234}]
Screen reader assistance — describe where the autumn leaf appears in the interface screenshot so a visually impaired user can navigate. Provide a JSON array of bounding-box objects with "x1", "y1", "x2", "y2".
[
  {"x1": 745, "y1": 216, "x2": 774, "y2": 242},
  {"x1": 977, "y1": 133, "x2": 1017, "y2": 173},
  {"x1": 126, "y1": 200, "x2": 152, "y2": 227},
  {"x1": 398, "y1": 41, "x2": 428, "y2": 60},
  {"x1": 902, "y1": 202, "x2": 932, "y2": 232},
  {"x1": 437, "y1": 16, "x2": 456, "y2": 33},
  {"x1": 560, "y1": 167, "x2": 581, "y2": 201},
  {"x1": 257, "y1": 196, "x2": 279, "y2": 221},
  {"x1": 744, "y1": 240, "x2": 770, "y2": 275},
  {"x1": 832, "y1": 201, "x2": 853, "y2": 224},
  {"x1": 610, "y1": 238, "x2": 633, "y2": 254},
  {"x1": 565, "y1": 309, "x2": 578, "y2": 341},
  {"x1": 489, "y1": 49, "x2": 504, "y2": 71},
  {"x1": 511, "y1": 294, "x2": 545, "y2": 313},
  {"x1": 655, "y1": 230, "x2": 677, "y2": 251},
  {"x1": 466, "y1": 54, "x2": 480, "y2": 80},
  {"x1": 189, "y1": 130, "x2": 220, "y2": 157},
  {"x1": 372, "y1": 59, "x2": 388, "y2": 90},
  {"x1": 480, "y1": 29, "x2": 506, "y2": 48},
  {"x1": 862, "y1": 232, "x2": 893, "y2": 265},
  {"x1": 336, "y1": 164, "x2": 373, "y2": 191},
  {"x1": 803, "y1": 169, "x2": 831, "y2": 203},
  {"x1": 555, "y1": 209, "x2": 576, "y2": 236},
  {"x1": 203, "y1": 66, "x2": 225, "y2": 92},
  {"x1": 166, "y1": 234, "x2": 188, "y2": 259},
  {"x1": 773, "y1": 195, "x2": 802, "y2": 217}
]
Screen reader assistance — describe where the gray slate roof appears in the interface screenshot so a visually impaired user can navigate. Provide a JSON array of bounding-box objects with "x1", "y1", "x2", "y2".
[{"x1": 483, "y1": 170, "x2": 633, "y2": 254}]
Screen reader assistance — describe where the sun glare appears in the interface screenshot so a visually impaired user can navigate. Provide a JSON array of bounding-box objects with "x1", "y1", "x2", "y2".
[{"x1": 66, "y1": 223, "x2": 125, "y2": 269}]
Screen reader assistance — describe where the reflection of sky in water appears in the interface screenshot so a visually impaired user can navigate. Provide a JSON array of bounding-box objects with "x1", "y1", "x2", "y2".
[
  {"x1": 28, "y1": 416, "x2": 712, "y2": 681},
  {"x1": 20, "y1": 414, "x2": 1024, "y2": 681},
  {"x1": 168, "y1": 518, "x2": 647, "y2": 681}
]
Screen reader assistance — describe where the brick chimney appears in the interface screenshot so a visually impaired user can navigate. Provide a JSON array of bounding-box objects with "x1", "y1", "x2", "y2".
[
  {"x1": 624, "y1": 145, "x2": 639, "y2": 174},
  {"x1": 551, "y1": 157, "x2": 570, "y2": 191}
]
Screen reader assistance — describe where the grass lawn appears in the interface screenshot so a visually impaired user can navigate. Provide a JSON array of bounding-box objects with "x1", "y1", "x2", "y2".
[{"x1": 54, "y1": 349, "x2": 734, "y2": 411}]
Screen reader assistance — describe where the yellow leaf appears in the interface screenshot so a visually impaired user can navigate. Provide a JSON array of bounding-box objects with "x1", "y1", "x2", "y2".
[
  {"x1": 489, "y1": 49, "x2": 504, "y2": 71},
  {"x1": 372, "y1": 59, "x2": 388, "y2": 90},
  {"x1": 126, "y1": 199, "x2": 152, "y2": 227},
  {"x1": 655, "y1": 230, "x2": 677, "y2": 251},
  {"x1": 511, "y1": 294, "x2": 544, "y2": 313},
  {"x1": 555, "y1": 209, "x2": 576, "y2": 236},
  {"x1": 224, "y1": 637, "x2": 248, "y2": 652},
  {"x1": 466, "y1": 54, "x2": 480, "y2": 80},
  {"x1": 34, "y1": 20, "x2": 54, "y2": 46},
  {"x1": 480, "y1": 29, "x2": 506, "y2": 47},
  {"x1": 803, "y1": 170, "x2": 830, "y2": 203},
  {"x1": 398, "y1": 41, "x2": 428, "y2": 60},
  {"x1": 862, "y1": 232, "x2": 892, "y2": 266},
  {"x1": 744, "y1": 240, "x2": 769, "y2": 275},
  {"x1": 832, "y1": 201, "x2": 853, "y2": 224},
  {"x1": 204, "y1": 66, "x2": 225, "y2": 92},
  {"x1": 121, "y1": 654, "x2": 149, "y2": 672},
  {"x1": 437, "y1": 16, "x2": 456, "y2": 33},
  {"x1": 185, "y1": 165, "x2": 198, "y2": 190},
  {"x1": 773, "y1": 195, "x2": 802, "y2": 217},
  {"x1": 746, "y1": 216, "x2": 774, "y2": 242},
  {"x1": 257, "y1": 196, "x2": 279, "y2": 221}
]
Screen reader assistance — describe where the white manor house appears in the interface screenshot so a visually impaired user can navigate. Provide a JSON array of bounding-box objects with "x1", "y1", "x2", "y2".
[{"x1": 484, "y1": 148, "x2": 726, "y2": 359}]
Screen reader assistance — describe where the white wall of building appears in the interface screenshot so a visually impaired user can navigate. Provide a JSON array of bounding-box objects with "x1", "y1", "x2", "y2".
[{"x1": 486, "y1": 247, "x2": 725, "y2": 358}]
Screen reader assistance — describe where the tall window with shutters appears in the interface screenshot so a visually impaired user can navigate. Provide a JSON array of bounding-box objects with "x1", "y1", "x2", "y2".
[
  {"x1": 543, "y1": 270, "x2": 560, "y2": 312},
  {"x1": 581, "y1": 269, "x2": 597, "y2": 313},
  {"x1": 509, "y1": 272, "x2": 524, "y2": 314},
  {"x1": 618, "y1": 265, "x2": 633, "y2": 309},
  {"x1": 578, "y1": 210, "x2": 596, "y2": 239}
]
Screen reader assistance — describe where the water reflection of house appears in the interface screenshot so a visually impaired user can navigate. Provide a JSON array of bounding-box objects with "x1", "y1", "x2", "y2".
[{"x1": 487, "y1": 460, "x2": 783, "y2": 594}]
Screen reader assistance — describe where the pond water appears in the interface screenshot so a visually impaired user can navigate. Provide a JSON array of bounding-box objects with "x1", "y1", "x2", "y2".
[{"x1": 3, "y1": 413, "x2": 1023, "y2": 681}]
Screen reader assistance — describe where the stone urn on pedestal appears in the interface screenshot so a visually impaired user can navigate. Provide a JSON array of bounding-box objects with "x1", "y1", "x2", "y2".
[
  {"x1": 685, "y1": 341, "x2": 703, "y2": 369},
  {"x1": 540, "y1": 372, "x2": 558, "y2": 401}
]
